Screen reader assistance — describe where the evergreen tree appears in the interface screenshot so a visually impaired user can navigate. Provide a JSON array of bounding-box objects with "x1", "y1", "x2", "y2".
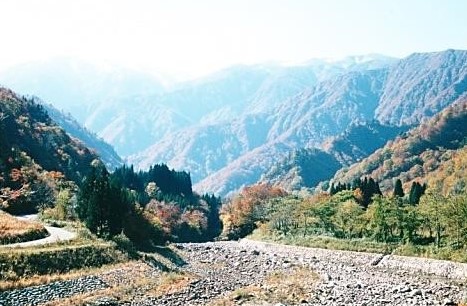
[
  {"x1": 77, "y1": 161, "x2": 129, "y2": 237},
  {"x1": 409, "y1": 182, "x2": 425, "y2": 205},
  {"x1": 330, "y1": 183, "x2": 336, "y2": 195},
  {"x1": 393, "y1": 179, "x2": 405, "y2": 198},
  {"x1": 77, "y1": 164, "x2": 102, "y2": 235}
]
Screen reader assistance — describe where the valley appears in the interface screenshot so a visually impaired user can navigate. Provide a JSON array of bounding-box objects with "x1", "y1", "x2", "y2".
[
  {"x1": 2, "y1": 1, "x2": 467, "y2": 305},
  {"x1": 1, "y1": 32, "x2": 466, "y2": 306}
]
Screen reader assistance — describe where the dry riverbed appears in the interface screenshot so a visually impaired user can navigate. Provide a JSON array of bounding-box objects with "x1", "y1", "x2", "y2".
[{"x1": 0, "y1": 239, "x2": 466, "y2": 305}]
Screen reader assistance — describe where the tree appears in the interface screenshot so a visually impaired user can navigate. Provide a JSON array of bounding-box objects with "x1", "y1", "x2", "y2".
[
  {"x1": 77, "y1": 161, "x2": 129, "y2": 237},
  {"x1": 393, "y1": 179, "x2": 405, "y2": 198},
  {"x1": 145, "y1": 182, "x2": 160, "y2": 199},
  {"x1": 444, "y1": 192, "x2": 467, "y2": 248},
  {"x1": 418, "y1": 191, "x2": 447, "y2": 248},
  {"x1": 408, "y1": 182, "x2": 425, "y2": 205},
  {"x1": 54, "y1": 188, "x2": 73, "y2": 220},
  {"x1": 401, "y1": 205, "x2": 421, "y2": 242},
  {"x1": 332, "y1": 200, "x2": 364, "y2": 238},
  {"x1": 365, "y1": 196, "x2": 399, "y2": 242},
  {"x1": 220, "y1": 184, "x2": 287, "y2": 239}
]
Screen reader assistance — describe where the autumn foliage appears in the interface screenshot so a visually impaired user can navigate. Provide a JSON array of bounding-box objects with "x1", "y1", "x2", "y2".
[{"x1": 220, "y1": 183, "x2": 287, "y2": 239}]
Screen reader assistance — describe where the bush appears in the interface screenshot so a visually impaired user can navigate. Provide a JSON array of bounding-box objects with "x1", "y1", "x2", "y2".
[
  {"x1": 112, "y1": 233, "x2": 139, "y2": 259},
  {"x1": 123, "y1": 205, "x2": 166, "y2": 247}
]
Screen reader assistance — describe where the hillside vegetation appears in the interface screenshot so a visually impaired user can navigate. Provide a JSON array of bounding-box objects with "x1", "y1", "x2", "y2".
[
  {"x1": 262, "y1": 122, "x2": 406, "y2": 191},
  {"x1": 220, "y1": 98, "x2": 467, "y2": 261},
  {"x1": 42, "y1": 102, "x2": 123, "y2": 170},
  {"x1": 135, "y1": 49, "x2": 467, "y2": 196},
  {"x1": 332, "y1": 96, "x2": 467, "y2": 192},
  {"x1": 0, "y1": 87, "x2": 98, "y2": 214}
]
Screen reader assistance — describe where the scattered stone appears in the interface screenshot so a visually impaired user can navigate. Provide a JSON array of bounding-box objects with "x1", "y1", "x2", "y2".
[
  {"x1": 409, "y1": 288, "x2": 422, "y2": 297},
  {"x1": 443, "y1": 298, "x2": 456, "y2": 305},
  {"x1": 1, "y1": 240, "x2": 466, "y2": 306}
]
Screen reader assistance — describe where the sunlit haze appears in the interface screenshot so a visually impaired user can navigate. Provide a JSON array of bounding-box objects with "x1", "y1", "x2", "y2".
[{"x1": 1, "y1": 0, "x2": 467, "y2": 80}]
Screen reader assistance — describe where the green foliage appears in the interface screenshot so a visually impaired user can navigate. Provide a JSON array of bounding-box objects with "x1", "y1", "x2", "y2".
[
  {"x1": 76, "y1": 163, "x2": 222, "y2": 245},
  {"x1": 41, "y1": 188, "x2": 75, "y2": 221},
  {"x1": 77, "y1": 162, "x2": 130, "y2": 237},
  {"x1": 123, "y1": 204, "x2": 165, "y2": 246},
  {"x1": 0, "y1": 89, "x2": 97, "y2": 215},
  {"x1": 233, "y1": 176, "x2": 467, "y2": 259},
  {"x1": 332, "y1": 200, "x2": 364, "y2": 239},
  {"x1": 408, "y1": 182, "x2": 426, "y2": 205},
  {"x1": 331, "y1": 177, "x2": 381, "y2": 208}
]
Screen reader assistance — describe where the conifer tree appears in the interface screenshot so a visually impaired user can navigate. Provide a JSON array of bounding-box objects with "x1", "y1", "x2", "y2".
[
  {"x1": 393, "y1": 179, "x2": 404, "y2": 198},
  {"x1": 409, "y1": 182, "x2": 425, "y2": 205}
]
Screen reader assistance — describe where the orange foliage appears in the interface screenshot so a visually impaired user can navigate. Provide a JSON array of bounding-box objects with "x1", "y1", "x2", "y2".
[
  {"x1": 145, "y1": 200, "x2": 181, "y2": 235},
  {"x1": 9, "y1": 169, "x2": 22, "y2": 182},
  {"x1": 180, "y1": 210, "x2": 208, "y2": 231},
  {"x1": 47, "y1": 171, "x2": 65, "y2": 180},
  {"x1": 220, "y1": 183, "x2": 287, "y2": 238}
]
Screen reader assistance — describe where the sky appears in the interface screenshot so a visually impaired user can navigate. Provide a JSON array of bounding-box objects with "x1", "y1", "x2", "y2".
[{"x1": 1, "y1": 0, "x2": 467, "y2": 80}]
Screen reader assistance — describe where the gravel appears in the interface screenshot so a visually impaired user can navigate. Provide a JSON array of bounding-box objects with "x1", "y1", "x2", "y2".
[
  {"x1": 1, "y1": 239, "x2": 466, "y2": 306},
  {"x1": 0, "y1": 276, "x2": 108, "y2": 306}
]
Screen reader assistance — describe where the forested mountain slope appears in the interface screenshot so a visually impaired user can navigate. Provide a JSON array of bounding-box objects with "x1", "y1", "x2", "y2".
[
  {"x1": 0, "y1": 87, "x2": 98, "y2": 213},
  {"x1": 41, "y1": 102, "x2": 122, "y2": 169},
  {"x1": 193, "y1": 50, "x2": 467, "y2": 196},
  {"x1": 332, "y1": 96, "x2": 467, "y2": 192},
  {"x1": 261, "y1": 122, "x2": 407, "y2": 191}
]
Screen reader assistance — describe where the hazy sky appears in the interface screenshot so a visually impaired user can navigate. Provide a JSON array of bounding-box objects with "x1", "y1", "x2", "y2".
[{"x1": 1, "y1": 0, "x2": 467, "y2": 79}]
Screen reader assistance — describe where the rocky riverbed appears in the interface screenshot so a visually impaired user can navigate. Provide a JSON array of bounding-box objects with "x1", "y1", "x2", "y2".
[{"x1": 0, "y1": 239, "x2": 466, "y2": 305}]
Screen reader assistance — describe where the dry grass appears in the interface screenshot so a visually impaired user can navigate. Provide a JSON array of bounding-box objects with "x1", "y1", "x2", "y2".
[
  {"x1": 41, "y1": 263, "x2": 197, "y2": 306},
  {"x1": 0, "y1": 211, "x2": 48, "y2": 244},
  {"x1": 40, "y1": 262, "x2": 154, "y2": 306},
  {"x1": 0, "y1": 261, "x2": 137, "y2": 291},
  {"x1": 149, "y1": 271, "x2": 196, "y2": 297},
  {"x1": 210, "y1": 267, "x2": 319, "y2": 306}
]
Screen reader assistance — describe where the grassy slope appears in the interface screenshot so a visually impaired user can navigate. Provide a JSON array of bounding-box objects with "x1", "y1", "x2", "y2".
[{"x1": 0, "y1": 211, "x2": 48, "y2": 244}]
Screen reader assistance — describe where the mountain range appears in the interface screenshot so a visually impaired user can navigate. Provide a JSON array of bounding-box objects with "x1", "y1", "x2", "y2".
[
  {"x1": 193, "y1": 50, "x2": 467, "y2": 196},
  {"x1": 1, "y1": 50, "x2": 466, "y2": 196},
  {"x1": 0, "y1": 55, "x2": 396, "y2": 156}
]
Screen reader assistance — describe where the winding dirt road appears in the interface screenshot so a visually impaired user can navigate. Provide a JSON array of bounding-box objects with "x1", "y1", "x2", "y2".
[{"x1": 1, "y1": 214, "x2": 77, "y2": 248}]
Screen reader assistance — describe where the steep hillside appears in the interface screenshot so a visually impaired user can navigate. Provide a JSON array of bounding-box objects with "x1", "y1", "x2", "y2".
[
  {"x1": 0, "y1": 57, "x2": 165, "y2": 156},
  {"x1": 260, "y1": 148, "x2": 342, "y2": 191},
  {"x1": 332, "y1": 96, "x2": 467, "y2": 192},
  {"x1": 133, "y1": 69, "x2": 387, "y2": 187},
  {"x1": 376, "y1": 49, "x2": 467, "y2": 125},
  {"x1": 1, "y1": 55, "x2": 395, "y2": 156},
  {"x1": 261, "y1": 122, "x2": 406, "y2": 191},
  {"x1": 192, "y1": 50, "x2": 467, "y2": 196},
  {"x1": 41, "y1": 102, "x2": 122, "y2": 169},
  {"x1": 0, "y1": 87, "x2": 98, "y2": 213},
  {"x1": 130, "y1": 114, "x2": 273, "y2": 182},
  {"x1": 421, "y1": 146, "x2": 467, "y2": 195}
]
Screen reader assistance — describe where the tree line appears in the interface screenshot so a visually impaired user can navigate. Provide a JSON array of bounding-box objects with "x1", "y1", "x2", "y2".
[
  {"x1": 220, "y1": 178, "x2": 467, "y2": 251},
  {"x1": 74, "y1": 161, "x2": 222, "y2": 245}
]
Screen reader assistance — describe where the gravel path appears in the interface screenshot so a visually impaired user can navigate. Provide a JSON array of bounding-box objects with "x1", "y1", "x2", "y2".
[{"x1": 0, "y1": 239, "x2": 466, "y2": 305}]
